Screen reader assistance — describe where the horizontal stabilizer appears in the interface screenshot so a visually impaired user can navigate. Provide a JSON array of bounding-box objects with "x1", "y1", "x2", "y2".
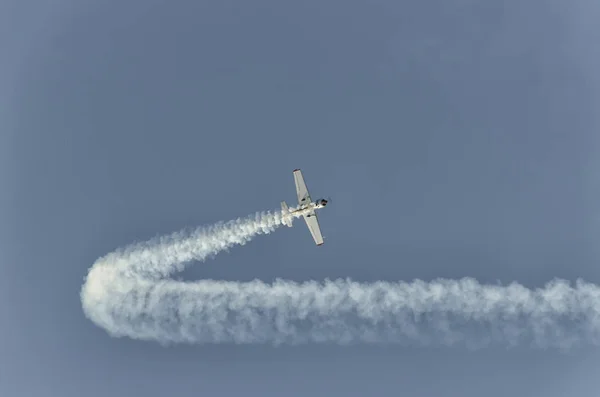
[{"x1": 281, "y1": 201, "x2": 293, "y2": 227}]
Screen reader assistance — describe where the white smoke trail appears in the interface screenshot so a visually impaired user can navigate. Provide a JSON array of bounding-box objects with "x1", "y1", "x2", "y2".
[{"x1": 81, "y1": 209, "x2": 600, "y2": 349}]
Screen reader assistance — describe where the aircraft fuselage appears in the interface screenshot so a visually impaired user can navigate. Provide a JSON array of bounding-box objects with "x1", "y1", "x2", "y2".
[{"x1": 289, "y1": 198, "x2": 328, "y2": 215}]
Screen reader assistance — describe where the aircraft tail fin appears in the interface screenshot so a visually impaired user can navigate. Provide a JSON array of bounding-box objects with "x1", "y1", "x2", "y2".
[{"x1": 281, "y1": 201, "x2": 293, "y2": 227}]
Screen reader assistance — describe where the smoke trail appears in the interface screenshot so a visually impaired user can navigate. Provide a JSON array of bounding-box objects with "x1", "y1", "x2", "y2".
[{"x1": 81, "y1": 209, "x2": 600, "y2": 349}]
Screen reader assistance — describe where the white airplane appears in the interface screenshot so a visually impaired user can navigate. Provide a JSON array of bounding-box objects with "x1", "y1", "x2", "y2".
[{"x1": 280, "y1": 169, "x2": 329, "y2": 245}]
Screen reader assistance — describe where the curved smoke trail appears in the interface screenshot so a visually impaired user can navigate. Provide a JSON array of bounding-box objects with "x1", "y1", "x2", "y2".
[{"x1": 81, "y1": 209, "x2": 600, "y2": 348}]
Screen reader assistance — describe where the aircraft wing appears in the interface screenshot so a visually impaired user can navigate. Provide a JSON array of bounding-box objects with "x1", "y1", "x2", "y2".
[
  {"x1": 293, "y1": 169, "x2": 311, "y2": 206},
  {"x1": 303, "y1": 211, "x2": 324, "y2": 245}
]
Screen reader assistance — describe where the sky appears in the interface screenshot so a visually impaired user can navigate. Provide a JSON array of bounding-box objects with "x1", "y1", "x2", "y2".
[{"x1": 2, "y1": 0, "x2": 600, "y2": 396}]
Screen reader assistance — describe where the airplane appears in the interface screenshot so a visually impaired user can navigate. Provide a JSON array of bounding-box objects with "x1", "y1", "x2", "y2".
[{"x1": 280, "y1": 169, "x2": 329, "y2": 245}]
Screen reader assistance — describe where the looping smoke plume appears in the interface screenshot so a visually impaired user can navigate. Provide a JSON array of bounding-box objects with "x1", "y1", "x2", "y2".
[{"x1": 80, "y1": 209, "x2": 600, "y2": 349}]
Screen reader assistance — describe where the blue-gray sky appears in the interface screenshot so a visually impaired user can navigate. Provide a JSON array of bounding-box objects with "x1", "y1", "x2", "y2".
[{"x1": 3, "y1": 0, "x2": 600, "y2": 396}]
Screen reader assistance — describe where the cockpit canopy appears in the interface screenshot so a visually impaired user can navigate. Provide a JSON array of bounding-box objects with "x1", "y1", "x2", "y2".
[{"x1": 317, "y1": 198, "x2": 328, "y2": 206}]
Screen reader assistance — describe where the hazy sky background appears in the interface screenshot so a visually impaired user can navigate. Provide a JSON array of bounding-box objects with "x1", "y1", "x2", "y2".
[{"x1": 2, "y1": 1, "x2": 600, "y2": 396}]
